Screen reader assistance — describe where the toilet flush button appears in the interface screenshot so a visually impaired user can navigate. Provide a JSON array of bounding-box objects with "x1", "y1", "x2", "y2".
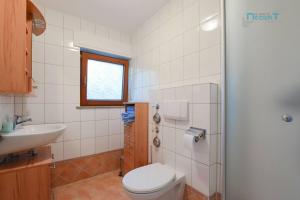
[{"x1": 282, "y1": 114, "x2": 293, "y2": 122}]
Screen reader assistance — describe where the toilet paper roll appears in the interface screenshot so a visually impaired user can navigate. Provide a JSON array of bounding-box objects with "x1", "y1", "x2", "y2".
[{"x1": 184, "y1": 133, "x2": 194, "y2": 151}]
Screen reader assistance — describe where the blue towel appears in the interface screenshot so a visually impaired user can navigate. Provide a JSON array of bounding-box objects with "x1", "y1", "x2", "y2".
[{"x1": 122, "y1": 106, "x2": 135, "y2": 124}]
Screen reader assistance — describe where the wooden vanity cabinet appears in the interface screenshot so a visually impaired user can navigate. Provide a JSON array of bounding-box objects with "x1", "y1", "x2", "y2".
[
  {"x1": 0, "y1": 146, "x2": 52, "y2": 200},
  {"x1": 123, "y1": 102, "x2": 149, "y2": 174},
  {"x1": 0, "y1": 0, "x2": 45, "y2": 94}
]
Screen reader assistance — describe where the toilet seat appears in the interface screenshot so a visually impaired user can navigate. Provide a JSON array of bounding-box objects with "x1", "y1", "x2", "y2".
[{"x1": 122, "y1": 163, "x2": 176, "y2": 194}]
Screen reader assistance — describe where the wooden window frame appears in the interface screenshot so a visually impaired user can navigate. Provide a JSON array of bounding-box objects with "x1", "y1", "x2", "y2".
[{"x1": 80, "y1": 52, "x2": 129, "y2": 106}]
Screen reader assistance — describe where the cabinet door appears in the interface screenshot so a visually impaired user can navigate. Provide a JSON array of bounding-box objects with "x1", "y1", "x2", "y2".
[
  {"x1": 17, "y1": 165, "x2": 51, "y2": 200},
  {"x1": 0, "y1": 165, "x2": 51, "y2": 200},
  {"x1": 0, "y1": 0, "x2": 27, "y2": 93}
]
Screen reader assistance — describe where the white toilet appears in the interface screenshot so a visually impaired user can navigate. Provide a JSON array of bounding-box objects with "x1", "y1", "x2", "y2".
[{"x1": 122, "y1": 163, "x2": 185, "y2": 200}]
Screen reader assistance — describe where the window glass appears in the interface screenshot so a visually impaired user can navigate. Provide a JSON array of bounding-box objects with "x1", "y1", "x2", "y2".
[{"x1": 87, "y1": 59, "x2": 124, "y2": 101}]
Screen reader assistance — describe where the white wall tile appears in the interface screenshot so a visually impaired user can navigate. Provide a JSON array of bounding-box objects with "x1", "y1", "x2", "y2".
[
  {"x1": 64, "y1": 140, "x2": 80, "y2": 160},
  {"x1": 162, "y1": 126, "x2": 176, "y2": 151},
  {"x1": 63, "y1": 67, "x2": 80, "y2": 85},
  {"x1": 183, "y1": 27, "x2": 199, "y2": 55},
  {"x1": 45, "y1": 64, "x2": 63, "y2": 84},
  {"x1": 63, "y1": 85, "x2": 80, "y2": 104},
  {"x1": 169, "y1": 0, "x2": 183, "y2": 19},
  {"x1": 170, "y1": 58, "x2": 184, "y2": 83},
  {"x1": 63, "y1": 29, "x2": 75, "y2": 48},
  {"x1": 45, "y1": 25, "x2": 63, "y2": 46},
  {"x1": 63, "y1": 104, "x2": 80, "y2": 122},
  {"x1": 159, "y1": 62, "x2": 171, "y2": 85},
  {"x1": 45, "y1": 84, "x2": 63, "y2": 103},
  {"x1": 199, "y1": 0, "x2": 220, "y2": 21},
  {"x1": 45, "y1": 44, "x2": 63, "y2": 65},
  {"x1": 81, "y1": 138, "x2": 95, "y2": 156},
  {"x1": 32, "y1": 42, "x2": 44, "y2": 63},
  {"x1": 96, "y1": 136, "x2": 109, "y2": 153},
  {"x1": 109, "y1": 119, "x2": 121, "y2": 135},
  {"x1": 96, "y1": 108, "x2": 109, "y2": 120},
  {"x1": 183, "y1": 52, "x2": 199, "y2": 80},
  {"x1": 163, "y1": 149, "x2": 176, "y2": 168},
  {"x1": 109, "y1": 134, "x2": 121, "y2": 150},
  {"x1": 183, "y1": 1, "x2": 199, "y2": 31},
  {"x1": 159, "y1": 43, "x2": 170, "y2": 64},
  {"x1": 96, "y1": 120, "x2": 109, "y2": 136},
  {"x1": 32, "y1": 62, "x2": 45, "y2": 83},
  {"x1": 192, "y1": 104, "x2": 210, "y2": 133},
  {"x1": 109, "y1": 108, "x2": 121, "y2": 119},
  {"x1": 45, "y1": 104, "x2": 63, "y2": 123},
  {"x1": 23, "y1": 85, "x2": 44, "y2": 104},
  {"x1": 183, "y1": 0, "x2": 199, "y2": 9},
  {"x1": 81, "y1": 109, "x2": 95, "y2": 121},
  {"x1": 63, "y1": 48, "x2": 80, "y2": 67},
  {"x1": 63, "y1": 122, "x2": 81, "y2": 141},
  {"x1": 192, "y1": 160, "x2": 209, "y2": 196},
  {"x1": 176, "y1": 154, "x2": 192, "y2": 185},
  {"x1": 169, "y1": 35, "x2": 183, "y2": 60},
  {"x1": 23, "y1": 104, "x2": 44, "y2": 124},
  {"x1": 192, "y1": 84, "x2": 211, "y2": 103},
  {"x1": 200, "y1": 27, "x2": 220, "y2": 50},
  {"x1": 200, "y1": 45, "x2": 221, "y2": 77},
  {"x1": 81, "y1": 121, "x2": 96, "y2": 138},
  {"x1": 14, "y1": 103, "x2": 23, "y2": 116}
]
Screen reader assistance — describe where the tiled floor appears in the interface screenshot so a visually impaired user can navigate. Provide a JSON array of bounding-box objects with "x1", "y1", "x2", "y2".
[{"x1": 52, "y1": 171, "x2": 131, "y2": 200}]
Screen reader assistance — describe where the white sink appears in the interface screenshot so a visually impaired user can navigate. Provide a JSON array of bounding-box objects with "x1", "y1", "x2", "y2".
[{"x1": 0, "y1": 124, "x2": 66, "y2": 156}]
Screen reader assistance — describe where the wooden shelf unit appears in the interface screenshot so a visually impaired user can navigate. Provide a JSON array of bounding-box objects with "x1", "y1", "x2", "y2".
[{"x1": 123, "y1": 102, "x2": 149, "y2": 174}]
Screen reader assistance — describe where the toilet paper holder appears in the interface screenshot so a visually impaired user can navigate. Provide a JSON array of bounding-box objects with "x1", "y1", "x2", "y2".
[{"x1": 186, "y1": 127, "x2": 206, "y2": 143}]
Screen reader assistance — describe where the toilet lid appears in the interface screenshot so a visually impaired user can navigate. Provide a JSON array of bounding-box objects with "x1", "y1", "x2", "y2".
[{"x1": 122, "y1": 163, "x2": 176, "y2": 194}]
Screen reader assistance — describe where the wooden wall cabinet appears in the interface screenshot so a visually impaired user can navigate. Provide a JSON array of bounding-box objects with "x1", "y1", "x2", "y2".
[
  {"x1": 123, "y1": 102, "x2": 149, "y2": 174},
  {"x1": 0, "y1": 0, "x2": 46, "y2": 94},
  {"x1": 0, "y1": 146, "x2": 52, "y2": 200}
]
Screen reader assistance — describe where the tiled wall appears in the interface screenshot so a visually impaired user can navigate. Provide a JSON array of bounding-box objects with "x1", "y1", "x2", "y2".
[
  {"x1": 0, "y1": 96, "x2": 15, "y2": 125},
  {"x1": 14, "y1": 3, "x2": 130, "y2": 162},
  {"x1": 147, "y1": 84, "x2": 219, "y2": 197},
  {"x1": 129, "y1": 0, "x2": 223, "y2": 197}
]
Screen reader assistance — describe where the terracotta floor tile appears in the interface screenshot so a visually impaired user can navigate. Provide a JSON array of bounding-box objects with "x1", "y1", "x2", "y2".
[{"x1": 52, "y1": 170, "x2": 130, "y2": 200}]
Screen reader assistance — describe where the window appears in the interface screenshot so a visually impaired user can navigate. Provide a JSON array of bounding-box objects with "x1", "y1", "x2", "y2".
[{"x1": 80, "y1": 52, "x2": 129, "y2": 106}]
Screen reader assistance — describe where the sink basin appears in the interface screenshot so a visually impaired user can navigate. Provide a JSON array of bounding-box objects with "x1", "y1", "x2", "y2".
[{"x1": 0, "y1": 124, "x2": 66, "y2": 156}]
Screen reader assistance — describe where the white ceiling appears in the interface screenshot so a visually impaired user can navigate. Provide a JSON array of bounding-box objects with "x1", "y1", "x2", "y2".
[{"x1": 35, "y1": 0, "x2": 169, "y2": 33}]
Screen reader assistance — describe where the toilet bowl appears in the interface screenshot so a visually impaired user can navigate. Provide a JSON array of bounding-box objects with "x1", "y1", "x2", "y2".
[{"x1": 122, "y1": 163, "x2": 185, "y2": 200}]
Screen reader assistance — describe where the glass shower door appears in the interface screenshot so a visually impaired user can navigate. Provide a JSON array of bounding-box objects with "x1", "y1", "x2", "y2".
[{"x1": 226, "y1": 0, "x2": 300, "y2": 200}]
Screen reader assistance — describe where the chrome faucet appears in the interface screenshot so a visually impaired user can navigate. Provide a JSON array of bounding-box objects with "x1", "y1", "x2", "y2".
[{"x1": 13, "y1": 115, "x2": 32, "y2": 130}]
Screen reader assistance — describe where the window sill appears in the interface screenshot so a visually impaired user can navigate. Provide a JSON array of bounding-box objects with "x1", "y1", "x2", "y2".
[{"x1": 76, "y1": 106, "x2": 124, "y2": 109}]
